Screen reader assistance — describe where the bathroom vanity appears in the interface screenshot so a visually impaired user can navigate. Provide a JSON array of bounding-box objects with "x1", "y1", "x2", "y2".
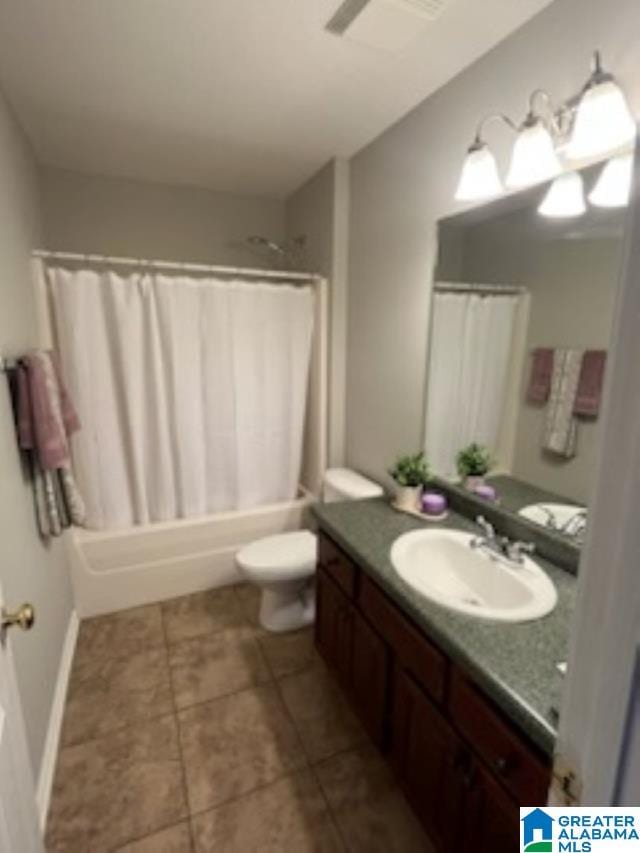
[{"x1": 312, "y1": 498, "x2": 575, "y2": 852}]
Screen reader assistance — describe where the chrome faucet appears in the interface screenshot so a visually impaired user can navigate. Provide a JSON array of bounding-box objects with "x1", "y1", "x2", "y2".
[{"x1": 470, "y1": 515, "x2": 536, "y2": 566}]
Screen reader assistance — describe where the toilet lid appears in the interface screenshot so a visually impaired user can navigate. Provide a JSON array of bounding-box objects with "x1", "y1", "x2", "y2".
[{"x1": 236, "y1": 530, "x2": 317, "y2": 581}]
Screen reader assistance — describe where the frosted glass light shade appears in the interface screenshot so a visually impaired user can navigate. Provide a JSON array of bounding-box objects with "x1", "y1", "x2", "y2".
[
  {"x1": 538, "y1": 172, "x2": 586, "y2": 218},
  {"x1": 455, "y1": 143, "x2": 502, "y2": 202},
  {"x1": 568, "y1": 80, "x2": 637, "y2": 161},
  {"x1": 589, "y1": 152, "x2": 634, "y2": 208},
  {"x1": 506, "y1": 122, "x2": 561, "y2": 189}
]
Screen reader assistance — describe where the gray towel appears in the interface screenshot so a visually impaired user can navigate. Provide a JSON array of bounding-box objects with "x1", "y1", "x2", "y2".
[{"x1": 543, "y1": 348, "x2": 584, "y2": 458}]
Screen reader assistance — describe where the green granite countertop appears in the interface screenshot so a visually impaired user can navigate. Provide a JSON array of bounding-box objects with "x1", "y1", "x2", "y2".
[{"x1": 312, "y1": 497, "x2": 576, "y2": 757}]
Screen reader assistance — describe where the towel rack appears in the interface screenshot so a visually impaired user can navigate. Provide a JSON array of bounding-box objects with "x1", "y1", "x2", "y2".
[{"x1": 0, "y1": 356, "x2": 22, "y2": 373}]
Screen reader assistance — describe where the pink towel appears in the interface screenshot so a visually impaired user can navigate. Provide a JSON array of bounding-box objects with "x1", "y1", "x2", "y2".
[
  {"x1": 527, "y1": 348, "x2": 554, "y2": 404},
  {"x1": 574, "y1": 350, "x2": 606, "y2": 417},
  {"x1": 17, "y1": 351, "x2": 81, "y2": 470}
]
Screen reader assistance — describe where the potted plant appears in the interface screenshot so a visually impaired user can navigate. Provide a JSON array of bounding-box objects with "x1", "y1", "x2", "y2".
[
  {"x1": 456, "y1": 443, "x2": 492, "y2": 491},
  {"x1": 389, "y1": 451, "x2": 430, "y2": 511}
]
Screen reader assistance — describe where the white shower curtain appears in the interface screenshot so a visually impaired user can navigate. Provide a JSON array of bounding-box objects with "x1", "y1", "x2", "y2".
[
  {"x1": 425, "y1": 289, "x2": 519, "y2": 479},
  {"x1": 46, "y1": 266, "x2": 314, "y2": 529}
]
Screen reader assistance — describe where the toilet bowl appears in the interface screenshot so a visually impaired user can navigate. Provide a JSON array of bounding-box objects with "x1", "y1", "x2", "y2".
[{"x1": 236, "y1": 468, "x2": 383, "y2": 632}]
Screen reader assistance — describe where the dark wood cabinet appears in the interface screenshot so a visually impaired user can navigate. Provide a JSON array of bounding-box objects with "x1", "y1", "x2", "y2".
[
  {"x1": 350, "y1": 606, "x2": 391, "y2": 746},
  {"x1": 391, "y1": 669, "x2": 466, "y2": 852},
  {"x1": 314, "y1": 531, "x2": 550, "y2": 853},
  {"x1": 316, "y1": 566, "x2": 391, "y2": 746},
  {"x1": 463, "y1": 761, "x2": 520, "y2": 853},
  {"x1": 315, "y1": 566, "x2": 352, "y2": 686}
]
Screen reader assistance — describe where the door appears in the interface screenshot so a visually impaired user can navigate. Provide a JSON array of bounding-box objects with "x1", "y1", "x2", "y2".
[
  {"x1": 555, "y1": 146, "x2": 640, "y2": 805},
  {"x1": 391, "y1": 668, "x2": 465, "y2": 851},
  {"x1": 350, "y1": 610, "x2": 390, "y2": 747},
  {"x1": 0, "y1": 583, "x2": 42, "y2": 853}
]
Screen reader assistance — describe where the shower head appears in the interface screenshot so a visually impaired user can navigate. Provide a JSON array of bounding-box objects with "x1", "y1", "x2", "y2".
[{"x1": 247, "y1": 235, "x2": 287, "y2": 255}]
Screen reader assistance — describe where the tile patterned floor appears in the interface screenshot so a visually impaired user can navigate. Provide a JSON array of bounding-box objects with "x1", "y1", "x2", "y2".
[{"x1": 46, "y1": 585, "x2": 433, "y2": 852}]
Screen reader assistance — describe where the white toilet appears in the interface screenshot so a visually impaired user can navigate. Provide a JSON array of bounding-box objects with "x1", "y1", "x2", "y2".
[{"x1": 236, "y1": 468, "x2": 383, "y2": 632}]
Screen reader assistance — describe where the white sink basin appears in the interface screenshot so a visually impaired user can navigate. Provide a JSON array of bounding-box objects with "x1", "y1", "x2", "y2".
[
  {"x1": 518, "y1": 502, "x2": 586, "y2": 534},
  {"x1": 390, "y1": 529, "x2": 557, "y2": 623}
]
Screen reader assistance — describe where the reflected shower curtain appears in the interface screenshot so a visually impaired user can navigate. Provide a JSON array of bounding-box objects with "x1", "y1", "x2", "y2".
[
  {"x1": 425, "y1": 289, "x2": 519, "y2": 478},
  {"x1": 46, "y1": 265, "x2": 314, "y2": 529}
]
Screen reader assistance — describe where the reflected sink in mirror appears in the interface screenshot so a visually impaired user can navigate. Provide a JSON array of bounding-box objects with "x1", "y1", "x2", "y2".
[
  {"x1": 390, "y1": 529, "x2": 557, "y2": 623},
  {"x1": 518, "y1": 503, "x2": 587, "y2": 540}
]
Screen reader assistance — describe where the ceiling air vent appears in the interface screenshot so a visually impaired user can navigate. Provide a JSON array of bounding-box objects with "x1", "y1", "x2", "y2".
[{"x1": 325, "y1": 0, "x2": 449, "y2": 49}]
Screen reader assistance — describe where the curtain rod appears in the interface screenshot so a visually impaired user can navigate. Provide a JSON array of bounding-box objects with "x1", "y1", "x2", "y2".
[
  {"x1": 32, "y1": 250, "x2": 322, "y2": 284},
  {"x1": 434, "y1": 282, "x2": 527, "y2": 296}
]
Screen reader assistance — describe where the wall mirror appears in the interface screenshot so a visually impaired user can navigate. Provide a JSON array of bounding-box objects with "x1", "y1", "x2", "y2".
[{"x1": 427, "y1": 161, "x2": 631, "y2": 550}]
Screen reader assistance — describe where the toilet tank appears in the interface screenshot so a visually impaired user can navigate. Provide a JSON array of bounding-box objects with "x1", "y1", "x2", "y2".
[{"x1": 322, "y1": 468, "x2": 384, "y2": 503}]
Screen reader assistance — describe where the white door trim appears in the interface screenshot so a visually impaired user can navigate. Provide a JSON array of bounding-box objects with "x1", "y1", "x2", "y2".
[
  {"x1": 555, "y1": 142, "x2": 640, "y2": 805},
  {"x1": 36, "y1": 610, "x2": 78, "y2": 830}
]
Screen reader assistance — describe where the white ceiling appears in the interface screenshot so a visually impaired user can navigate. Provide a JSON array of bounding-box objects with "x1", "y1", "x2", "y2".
[{"x1": 0, "y1": 0, "x2": 553, "y2": 199}]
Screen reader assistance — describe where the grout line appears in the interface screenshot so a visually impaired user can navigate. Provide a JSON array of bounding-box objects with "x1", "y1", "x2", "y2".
[
  {"x1": 307, "y1": 760, "x2": 350, "y2": 853},
  {"x1": 187, "y1": 765, "x2": 308, "y2": 821},
  {"x1": 159, "y1": 606, "x2": 197, "y2": 853}
]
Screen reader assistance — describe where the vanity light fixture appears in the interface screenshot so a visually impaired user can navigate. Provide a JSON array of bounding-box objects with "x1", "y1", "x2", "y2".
[
  {"x1": 567, "y1": 52, "x2": 637, "y2": 161},
  {"x1": 538, "y1": 172, "x2": 587, "y2": 218},
  {"x1": 455, "y1": 51, "x2": 637, "y2": 203},
  {"x1": 455, "y1": 113, "x2": 517, "y2": 202},
  {"x1": 589, "y1": 151, "x2": 634, "y2": 208},
  {"x1": 506, "y1": 95, "x2": 562, "y2": 189},
  {"x1": 454, "y1": 137, "x2": 503, "y2": 202}
]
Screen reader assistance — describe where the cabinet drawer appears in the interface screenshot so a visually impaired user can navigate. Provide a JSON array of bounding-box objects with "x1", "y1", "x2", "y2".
[
  {"x1": 317, "y1": 533, "x2": 358, "y2": 599},
  {"x1": 359, "y1": 574, "x2": 446, "y2": 704},
  {"x1": 450, "y1": 670, "x2": 550, "y2": 804}
]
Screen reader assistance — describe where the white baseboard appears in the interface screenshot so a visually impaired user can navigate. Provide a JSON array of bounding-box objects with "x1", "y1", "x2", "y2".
[{"x1": 36, "y1": 609, "x2": 79, "y2": 831}]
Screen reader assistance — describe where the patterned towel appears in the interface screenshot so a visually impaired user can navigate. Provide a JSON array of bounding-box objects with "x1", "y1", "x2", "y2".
[{"x1": 543, "y1": 348, "x2": 584, "y2": 458}]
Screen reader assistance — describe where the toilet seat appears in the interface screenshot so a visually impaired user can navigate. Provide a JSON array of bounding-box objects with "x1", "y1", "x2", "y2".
[{"x1": 236, "y1": 530, "x2": 317, "y2": 584}]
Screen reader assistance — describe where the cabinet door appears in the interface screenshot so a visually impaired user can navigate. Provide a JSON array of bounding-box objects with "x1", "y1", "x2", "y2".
[
  {"x1": 315, "y1": 567, "x2": 352, "y2": 685},
  {"x1": 463, "y1": 760, "x2": 520, "y2": 853},
  {"x1": 391, "y1": 668, "x2": 466, "y2": 852},
  {"x1": 350, "y1": 609, "x2": 391, "y2": 748}
]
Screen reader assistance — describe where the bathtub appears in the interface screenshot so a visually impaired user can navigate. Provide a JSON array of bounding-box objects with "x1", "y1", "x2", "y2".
[{"x1": 66, "y1": 489, "x2": 315, "y2": 617}]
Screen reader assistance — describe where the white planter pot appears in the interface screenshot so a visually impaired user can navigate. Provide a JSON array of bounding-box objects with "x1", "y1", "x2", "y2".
[
  {"x1": 395, "y1": 485, "x2": 422, "y2": 512},
  {"x1": 464, "y1": 475, "x2": 486, "y2": 492}
]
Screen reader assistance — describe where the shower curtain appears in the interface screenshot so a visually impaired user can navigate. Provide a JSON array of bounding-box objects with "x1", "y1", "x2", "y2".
[
  {"x1": 46, "y1": 265, "x2": 315, "y2": 529},
  {"x1": 425, "y1": 289, "x2": 520, "y2": 479}
]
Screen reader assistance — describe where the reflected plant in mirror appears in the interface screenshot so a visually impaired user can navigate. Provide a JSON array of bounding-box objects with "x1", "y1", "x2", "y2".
[
  {"x1": 456, "y1": 442, "x2": 492, "y2": 491},
  {"x1": 428, "y1": 160, "x2": 631, "y2": 552}
]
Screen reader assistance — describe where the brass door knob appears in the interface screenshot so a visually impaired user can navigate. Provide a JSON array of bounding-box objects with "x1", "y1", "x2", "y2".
[{"x1": 1, "y1": 603, "x2": 35, "y2": 632}]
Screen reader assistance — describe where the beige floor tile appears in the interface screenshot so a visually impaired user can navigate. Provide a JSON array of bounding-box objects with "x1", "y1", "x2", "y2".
[
  {"x1": 62, "y1": 646, "x2": 173, "y2": 746},
  {"x1": 191, "y1": 771, "x2": 344, "y2": 853},
  {"x1": 258, "y1": 627, "x2": 317, "y2": 678},
  {"x1": 168, "y1": 626, "x2": 271, "y2": 709},
  {"x1": 233, "y1": 583, "x2": 265, "y2": 631},
  {"x1": 162, "y1": 588, "x2": 246, "y2": 644},
  {"x1": 74, "y1": 604, "x2": 165, "y2": 668},
  {"x1": 314, "y1": 745, "x2": 433, "y2": 853},
  {"x1": 178, "y1": 684, "x2": 305, "y2": 813},
  {"x1": 278, "y1": 662, "x2": 365, "y2": 763},
  {"x1": 115, "y1": 822, "x2": 193, "y2": 852},
  {"x1": 46, "y1": 714, "x2": 187, "y2": 853}
]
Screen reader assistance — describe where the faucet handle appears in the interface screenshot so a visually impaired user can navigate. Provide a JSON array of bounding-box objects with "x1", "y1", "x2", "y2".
[
  {"x1": 507, "y1": 540, "x2": 536, "y2": 563},
  {"x1": 475, "y1": 515, "x2": 495, "y2": 539}
]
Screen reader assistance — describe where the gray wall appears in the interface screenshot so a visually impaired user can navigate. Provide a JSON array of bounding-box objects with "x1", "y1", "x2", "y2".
[
  {"x1": 346, "y1": 0, "x2": 640, "y2": 494},
  {"x1": 286, "y1": 158, "x2": 349, "y2": 466},
  {"x1": 0, "y1": 90, "x2": 74, "y2": 778},
  {"x1": 460, "y1": 224, "x2": 623, "y2": 504},
  {"x1": 41, "y1": 167, "x2": 286, "y2": 268}
]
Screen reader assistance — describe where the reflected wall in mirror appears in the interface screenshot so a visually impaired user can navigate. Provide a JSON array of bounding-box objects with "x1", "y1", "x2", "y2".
[{"x1": 427, "y1": 164, "x2": 630, "y2": 546}]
